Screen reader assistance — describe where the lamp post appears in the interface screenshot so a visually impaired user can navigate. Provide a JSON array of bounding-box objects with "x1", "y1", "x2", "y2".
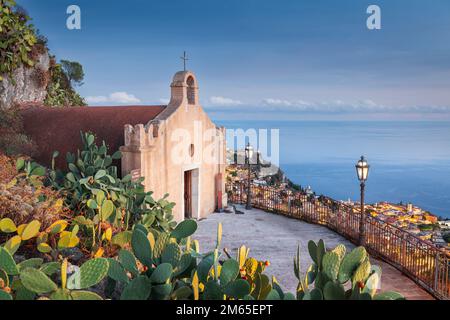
[
  {"x1": 245, "y1": 143, "x2": 254, "y2": 210},
  {"x1": 355, "y1": 156, "x2": 370, "y2": 246}
]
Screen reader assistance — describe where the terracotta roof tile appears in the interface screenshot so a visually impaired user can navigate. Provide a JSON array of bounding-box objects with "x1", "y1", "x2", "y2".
[{"x1": 21, "y1": 105, "x2": 166, "y2": 169}]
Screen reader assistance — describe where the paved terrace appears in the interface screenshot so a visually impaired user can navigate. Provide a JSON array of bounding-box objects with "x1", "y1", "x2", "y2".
[{"x1": 195, "y1": 206, "x2": 434, "y2": 300}]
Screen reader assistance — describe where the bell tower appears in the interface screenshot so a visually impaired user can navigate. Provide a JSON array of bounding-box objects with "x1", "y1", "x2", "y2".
[{"x1": 169, "y1": 71, "x2": 199, "y2": 107}]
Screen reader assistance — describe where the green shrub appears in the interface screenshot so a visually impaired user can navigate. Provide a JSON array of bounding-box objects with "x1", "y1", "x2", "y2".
[
  {"x1": 49, "y1": 131, "x2": 176, "y2": 250},
  {"x1": 0, "y1": 0, "x2": 37, "y2": 81}
]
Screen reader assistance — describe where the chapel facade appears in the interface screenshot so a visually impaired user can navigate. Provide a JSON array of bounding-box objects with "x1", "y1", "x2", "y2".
[
  {"x1": 120, "y1": 71, "x2": 227, "y2": 220},
  {"x1": 21, "y1": 71, "x2": 227, "y2": 221}
]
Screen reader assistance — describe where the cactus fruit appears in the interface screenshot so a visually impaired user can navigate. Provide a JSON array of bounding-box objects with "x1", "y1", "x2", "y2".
[
  {"x1": 170, "y1": 219, "x2": 197, "y2": 241},
  {"x1": 20, "y1": 268, "x2": 58, "y2": 294},
  {"x1": 161, "y1": 242, "x2": 182, "y2": 268},
  {"x1": 131, "y1": 228, "x2": 153, "y2": 267},
  {"x1": 322, "y1": 252, "x2": 340, "y2": 281},
  {"x1": 0, "y1": 247, "x2": 19, "y2": 275},
  {"x1": 79, "y1": 258, "x2": 109, "y2": 289},
  {"x1": 338, "y1": 246, "x2": 367, "y2": 283}
]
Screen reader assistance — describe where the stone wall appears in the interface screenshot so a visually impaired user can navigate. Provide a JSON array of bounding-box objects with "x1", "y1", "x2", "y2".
[{"x1": 0, "y1": 51, "x2": 50, "y2": 109}]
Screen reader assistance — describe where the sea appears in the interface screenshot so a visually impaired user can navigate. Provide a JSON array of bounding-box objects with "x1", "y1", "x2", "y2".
[{"x1": 215, "y1": 120, "x2": 450, "y2": 219}]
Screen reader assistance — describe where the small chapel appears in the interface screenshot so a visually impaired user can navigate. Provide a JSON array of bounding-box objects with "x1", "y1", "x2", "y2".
[{"x1": 21, "y1": 71, "x2": 227, "y2": 221}]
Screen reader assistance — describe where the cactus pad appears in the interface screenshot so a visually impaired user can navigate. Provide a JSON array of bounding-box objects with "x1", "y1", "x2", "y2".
[
  {"x1": 338, "y1": 246, "x2": 367, "y2": 283},
  {"x1": 0, "y1": 247, "x2": 19, "y2": 275},
  {"x1": 79, "y1": 258, "x2": 109, "y2": 289},
  {"x1": 322, "y1": 252, "x2": 340, "y2": 281},
  {"x1": 161, "y1": 242, "x2": 182, "y2": 268},
  {"x1": 20, "y1": 268, "x2": 58, "y2": 294},
  {"x1": 131, "y1": 228, "x2": 153, "y2": 267}
]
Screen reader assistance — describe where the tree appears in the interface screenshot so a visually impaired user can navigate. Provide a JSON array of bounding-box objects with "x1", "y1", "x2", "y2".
[{"x1": 60, "y1": 59, "x2": 84, "y2": 87}]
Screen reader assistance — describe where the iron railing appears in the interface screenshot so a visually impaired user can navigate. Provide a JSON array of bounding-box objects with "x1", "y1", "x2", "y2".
[{"x1": 226, "y1": 181, "x2": 450, "y2": 300}]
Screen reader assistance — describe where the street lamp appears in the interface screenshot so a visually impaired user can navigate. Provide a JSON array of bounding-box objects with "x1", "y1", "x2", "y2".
[
  {"x1": 355, "y1": 156, "x2": 370, "y2": 246},
  {"x1": 245, "y1": 142, "x2": 254, "y2": 210}
]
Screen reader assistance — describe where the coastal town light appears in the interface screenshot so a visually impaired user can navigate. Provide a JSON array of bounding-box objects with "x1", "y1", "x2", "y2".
[
  {"x1": 245, "y1": 143, "x2": 254, "y2": 210},
  {"x1": 355, "y1": 156, "x2": 370, "y2": 246}
]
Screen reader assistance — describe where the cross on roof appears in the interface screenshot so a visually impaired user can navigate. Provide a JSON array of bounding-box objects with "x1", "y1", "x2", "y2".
[{"x1": 180, "y1": 51, "x2": 189, "y2": 71}]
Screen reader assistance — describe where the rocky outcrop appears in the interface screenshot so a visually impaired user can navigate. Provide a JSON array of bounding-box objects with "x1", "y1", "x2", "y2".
[{"x1": 0, "y1": 51, "x2": 50, "y2": 109}]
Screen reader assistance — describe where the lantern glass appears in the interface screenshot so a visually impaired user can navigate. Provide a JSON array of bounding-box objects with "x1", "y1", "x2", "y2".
[{"x1": 355, "y1": 156, "x2": 370, "y2": 182}]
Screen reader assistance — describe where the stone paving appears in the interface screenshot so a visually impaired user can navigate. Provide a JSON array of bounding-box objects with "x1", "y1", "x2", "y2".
[{"x1": 195, "y1": 205, "x2": 434, "y2": 300}]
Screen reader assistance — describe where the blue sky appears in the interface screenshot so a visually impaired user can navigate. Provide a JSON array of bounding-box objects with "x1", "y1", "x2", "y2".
[{"x1": 18, "y1": 0, "x2": 450, "y2": 120}]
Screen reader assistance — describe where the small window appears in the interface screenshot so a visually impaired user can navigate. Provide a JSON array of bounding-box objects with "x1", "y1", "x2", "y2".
[
  {"x1": 189, "y1": 144, "x2": 195, "y2": 157},
  {"x1": 187, "y1": 76, "x2": 196, "y2": 105}
]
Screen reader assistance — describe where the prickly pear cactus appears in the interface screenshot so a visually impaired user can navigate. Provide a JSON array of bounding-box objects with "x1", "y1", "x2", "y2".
[
  {"x1": 338, "y1": 246, "x2": 367, "y2": 283},
  {"x1": 322, "y1": 251, "x2": 340, "y2": 281},
  {"x1": 131, "y1": 228, "x2": 153, "y2": 268},
  {"x1": 161, "y1": 242, "x2": 182, "y2": 268},
  {"x1": 20, "y1": 268, "x2": 58, "y2": 294},
  {"x1": 0, "y1": 247, "x2": 19, "y2": 275},
  {"x1": 331, "y1": 244, "x2": 346, "y2": 263},
  {"x1": 153, "y1": 232, "x2": 170, "y2": 259},
  {"x1": 352, "y1": 258, "x2": 371, "y2": 285},
  {"x1": 79, "y1": 258, "x2": 109, "y2": 289}
]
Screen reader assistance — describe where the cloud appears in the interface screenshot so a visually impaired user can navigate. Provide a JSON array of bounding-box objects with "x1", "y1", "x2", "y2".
[
  {"x1": 205, "y1": 97, "x2": 450, "y2": 114},
  {"x1": 260, "y1": 98, "x2": 450, "y2": 114},
  {"x1": 86, "y1": 92, "x2": 141, "y2": 105},
  {"x1": 159, "y1": 98, "x2": 170, "y2": 104},
  {"x1": 209, "y1": 96, "x2": 243, "y2": 107}
]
